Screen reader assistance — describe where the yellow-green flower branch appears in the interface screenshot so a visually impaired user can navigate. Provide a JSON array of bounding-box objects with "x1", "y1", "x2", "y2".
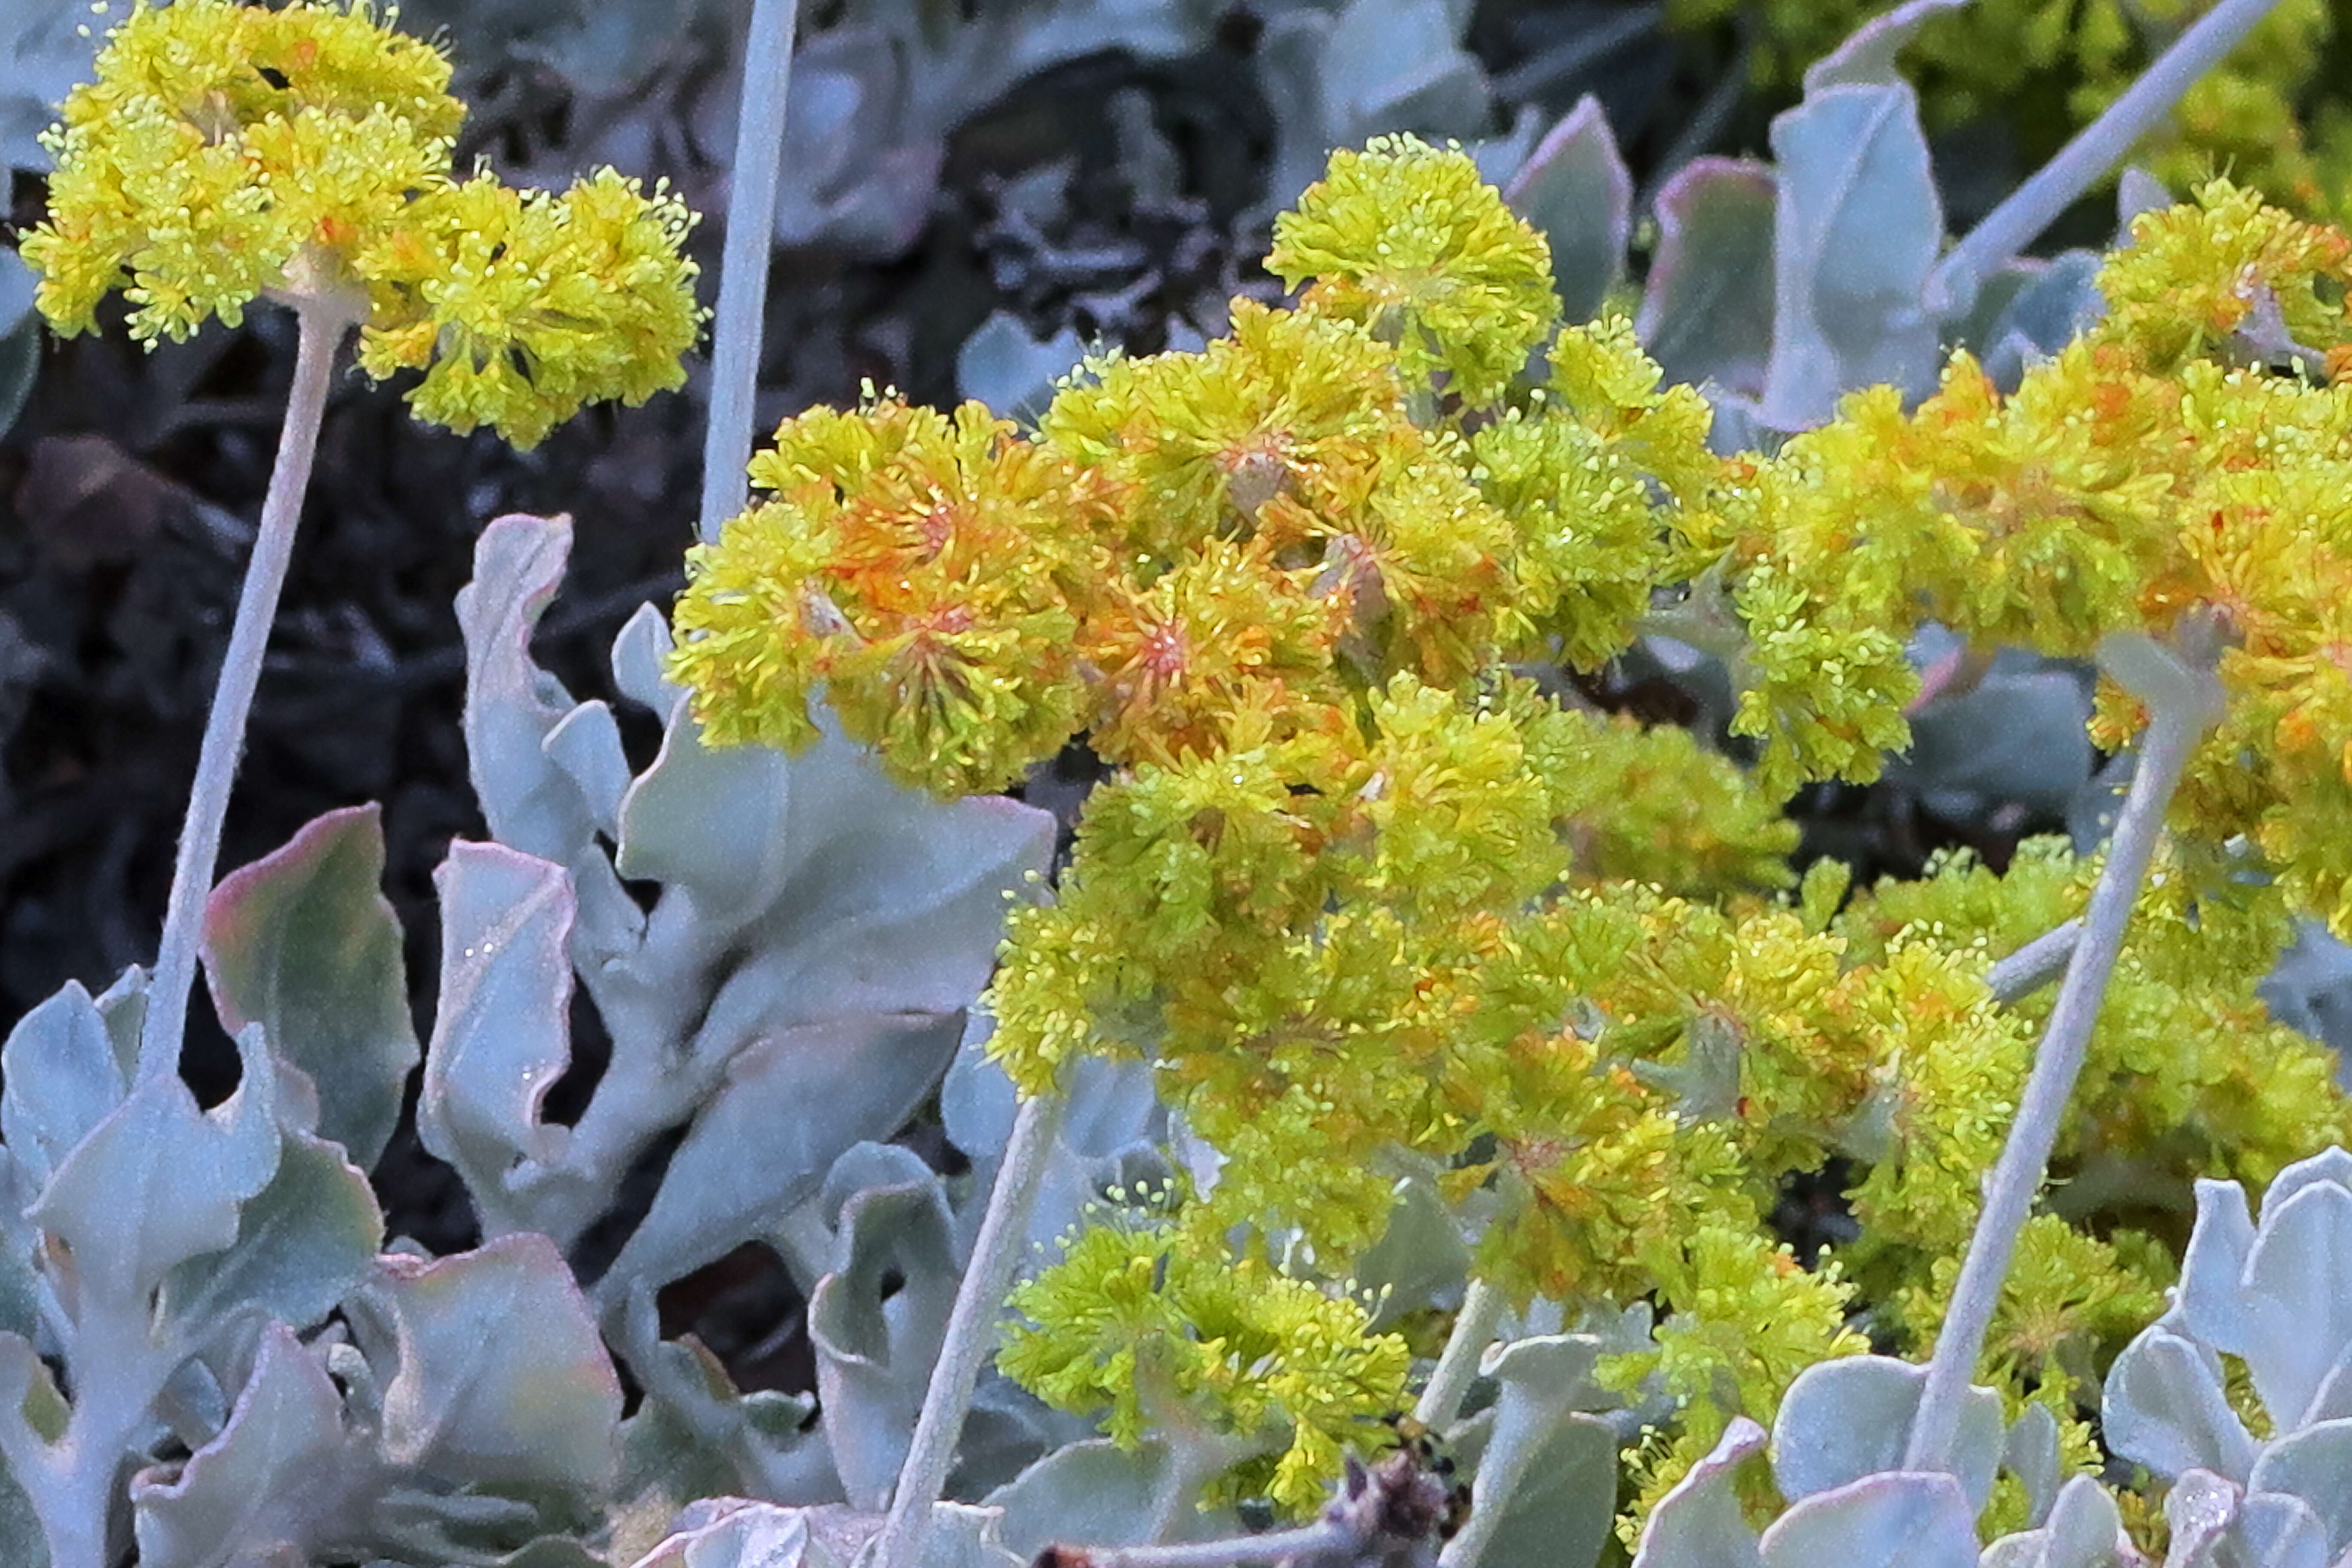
[
  {"x1": 673, "y1": 141, "x2": 2352, "y2": 1526},
  {"x1": 19, "y1": 0, "x2": 702, "y2": 1087}
]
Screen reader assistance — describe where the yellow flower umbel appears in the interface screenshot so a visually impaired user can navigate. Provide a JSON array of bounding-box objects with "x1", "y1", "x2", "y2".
[
  {"x1": 673, "y1": 139, "x2": 1719, "y2": 807},
  {"x1": 22, "y1": 0, "x2": 461, "y2": 342},
  {"x1": 660, "y1": 146, "x2": 2352, "y2": 1536},
  {"x1": 17, "y1": 0, "x2": 704, "y2": 1098},
  {"x1": 999, "y1": 1200, "x2": 1410, "y2": 1516},
  {"x1": 1701, "y1": 180, "x2": 2352, "y2": 933},
  {"x1": 670, "y1": 395, "x2": 1114, "y2": 795},
  {"x1": 21, "y1": 0, "x2": 701, "y2": 447},
  {"x1": 1269, "y1": 134, "x2": 1557, "y2": 408}
]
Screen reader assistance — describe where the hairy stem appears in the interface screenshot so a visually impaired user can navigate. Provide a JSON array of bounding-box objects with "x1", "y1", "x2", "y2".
[
  {"x1": 1904, "y1": 628, "x2": 2224, "y2": 1473},
  {"x1": 876, "y1": 1088, "x2": 1067, "y2": 1568},
  {"x1": 1986, "y1": 919, "x2": 2082, "y2": 1005},
  {"x1": 1043, "y1": 1519, "x2": 1355, "y2": 1568},
  {"x1": 1925, "y1": 0, "x2": 2288, "y2": 316},
  {"x1": 698, "y1": 0, "x2": 801, "y2": 543},
  {"x1": 138, "y1": 299, "x2": 355, "y2": 1086},
  {"x1": 1436, "y1": 1418, "x2": 1522, "y2": 1568},
  {"x1": 1414, "y1": 1277, "x2": 1505, "y2": 1431}
]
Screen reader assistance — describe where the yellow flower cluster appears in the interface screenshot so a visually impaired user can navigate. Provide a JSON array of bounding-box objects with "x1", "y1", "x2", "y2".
[
  {"x1": 671, "y1": 145, "x2": 2352, "y2": 1521},
  {"x1": 672, "y1": 144, "x2": 1714, "y2": 796},
  {"x1": 21, "y1": 0, "x2": 702, "y2": 447},
  {"x1": 1603, "y1": 1224, "x2": 1870, "y2": 1543},
  {"x1": 1267, "y1": 134, "x2": 1561, "y2": 407},
  {"x1": 999, "y1": 1200, "x2": 1411, "y2": 1514},
  {"x1": 1715, "y1": 180, "x2": 2352, "y2": 931}
]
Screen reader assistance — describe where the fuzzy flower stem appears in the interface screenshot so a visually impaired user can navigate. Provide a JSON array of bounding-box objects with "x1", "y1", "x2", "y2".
[
  {"x1": 1924, "y1": 0, "x2": 2287, "y2": 317},
  {"x1": 138, "y1": 297, "x2": 357, "y2": 1086},
  {"x1": 1413, "y1": 1276, "x2": 1505, "y2": 1430},
  {"x1": 1039, "y1": 1519, "x2": 1357, "y2": 1568},
  {"x1": 1987, "y1": 919, "x2": 2082, "y2": 1005},
  {"x1": 1904, "y1": 628, "x2": 2225, "y2": 1473},
  {"x1": 876, "y1": 1088, "x2": 1069, "y2": 1568},
  {"x1": 698, "y1": 0, "x2": 800, "y2": 543},
  {"x1": 1436, "y1": 1420, "x2": 1522, "y2": 1568}
]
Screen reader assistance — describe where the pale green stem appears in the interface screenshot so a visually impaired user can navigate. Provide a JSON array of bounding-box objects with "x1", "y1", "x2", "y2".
[
  {"x1": 1987, "y1": 919, "x2": 2081, "y2": 1005},
  {"x1": 1414, "y1": 1277, "x2": 1505, "y2": 1431},
  {"x1": 1926, "y1": 0, "x2": 2288, "y2": 317},
  {"x1": 698, "y1": 0, "x2": 800, "y2": 542},
  {"x1": 874, "y1": 1089, "x2": 1067, "y2": 1568},
  {"x1": 1436, "y1": 1413, "x2": 1524, "y2": 1568},
  {"x1": 1045, "y1": 1519, "x2": 1355, "y2": 1568},
  {"x1": 138, "y1": 299, "x2": 355, "y2": 1086},
  {"x1": 1139, "y1": 1431, "x2": 1257, "y2": 1545},
  {"x1": 1903, "y1": 630, "x2": 2224, "y2": 1473},
  {"x1": 41, "y1": 1313, "x2": 175, "y2": 1568}
]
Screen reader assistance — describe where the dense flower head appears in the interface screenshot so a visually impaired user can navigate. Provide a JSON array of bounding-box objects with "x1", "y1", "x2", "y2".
[
  {"x1": 678, "y1": 252, "x2": 1722, "y2": 796},
  {"x1": 663, "y1": 149, "x2": 2352, "y2": 1521},
  {"x1": 1471, "y1": 405, "x2": 1675, "y2": 672},
  {"x1": 670, "y1": 395, "x2": 1112, "y2": 794},
  {"x1": 24, "y1": 0, "x2": 459, "y2": 340},
  {"x1": 2092, "y1": 178, "x2": 2352, "y2": 372},
  {"x1": 1717, "y1": 341, "x2": 2186, "y2": 795},
  {"x1": 1459, "y1": 1018, "x2": 1754, "y2": 1303},
  {"x1": 1603, "y1": 1222, "x2": 1869, "y2": 1539},
  {"x1": 1268, "y1": 134, "x2": 1558, "y2": 406},
  {"x1": 1464, "y1": 316, "x2": 1728, "y2": 669},
  {"x1": 1038, "y1": 300, "x2": 1411, "y2": 561},
  {"x1": 20, "y1": 0, "x2": 701, "y2": 447},
  {"x1": 989, "y1": 680, "x2": 1753, "y2": 1260},
  {"x1": 1543, "y1": 316, "x2": 1723, "y2": 508},
  {"x1": 998, "y1": 1200, "x2": 1410, "y2": 1515},
  {"x1": 355, "y1": 169, "x2": 702, "y2": 446},
  {"x1": 1891, "y1": 1216, "x2": 2166, "y2": 1416},
  {"x1": 674, "y1": 128, "x2": 1731, "y2": 807},
  {"x1": 1694, "y1": 182, "x2": 2352, "y2": 934},
  {"x1": 1533, "y1": 706, "x2": 1798, "y2": 895},
  {"x1": 994, "y1": 712, "x2": 2314, "y2": 1324},
  {"x1": 1835, "y1": 840, "x2": 2352, "y2": 1237},
  {"x1": 1721, "y1": 554, "x2": 1917, "y2": 795},
  {"x1": 1035, "y1": 298, "x2": 1560, "y2": 757},
  {"x1": 1830, "y1": 939, "x2": 2035, "y2": 1253},
  {"x1": 1054, "y1": 725, "x2": 1357, "y2": 986},
  {"x1": 1289, "y1": 431, "x2": 1529, "y2": 686},
  {"x1": 1000, "y1": 809, "x2": 2352, "y2": 1369},
  {"x1": 419, "y1": 168, "x2": 698, "y2": 446},
  {"x1": 1338, "y1": 674, "x2": 1574, "y2": 919},
  {"x1": 1078, "y1": 535, "x2": 1350, "y2": 769}
]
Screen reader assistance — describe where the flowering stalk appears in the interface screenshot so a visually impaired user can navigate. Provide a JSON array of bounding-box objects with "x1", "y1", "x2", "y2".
[
  {"x1": 698, "y1": 0, "x2": 800, "y2": 542},
  {"x1": 1925, "y1": 0, "x2": 2289, "y2": 315},
  {"x1": 1412, "y1": 1278, "x2": 1505, "y2": 1431},
  {"x1": 138, "y1": 294, "x2": 361, "y2": 1084},
  {"x1": 1902, "y1": 625, "x2": 2226, "y2": 1473},
  {"x1": 876, "y1": 1088, "x2": 1069, "y2": 1568},
  {"x1": 1984, "y1": 919, "x2": 2082, "y2": 1006},
  {"x1": 21, "y1": 0, "x2": 702, "y2": 1083}
]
